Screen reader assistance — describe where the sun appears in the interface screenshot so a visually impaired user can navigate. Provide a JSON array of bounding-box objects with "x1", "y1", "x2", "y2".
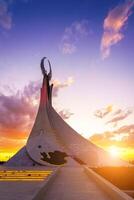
[{"x1": 108, "y1": 146, "x2": 120, "y2": 157}]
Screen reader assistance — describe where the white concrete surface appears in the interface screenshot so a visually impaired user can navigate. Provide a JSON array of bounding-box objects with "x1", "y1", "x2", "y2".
[
  {"x1": 48, "y1": 106, "x2": 129, "y2": 167},
  {"x1": 43, "y1": 167, "x2": 111, "y2": 200}
]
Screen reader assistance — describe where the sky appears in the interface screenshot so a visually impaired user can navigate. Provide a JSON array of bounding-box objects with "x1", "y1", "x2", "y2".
[{"x1": 0, "y1": 0, "x2": 134, "y2": 161}]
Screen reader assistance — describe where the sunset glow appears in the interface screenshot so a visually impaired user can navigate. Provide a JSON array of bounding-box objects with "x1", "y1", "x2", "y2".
[
  {"x1": 108, "y1": 146, "x2": 120, "y2": 157},
  {"x1": 0, "y1": 0, "x2": 134, "y2": 163}
]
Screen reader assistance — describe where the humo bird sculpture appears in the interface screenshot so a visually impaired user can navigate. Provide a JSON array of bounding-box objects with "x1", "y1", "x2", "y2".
[
  {"x1": 40, "y1": 57, "x2": 52, "y2": 80},
  {"x1": 40, "y1": 57, "x2": 53, "y2": 105}
]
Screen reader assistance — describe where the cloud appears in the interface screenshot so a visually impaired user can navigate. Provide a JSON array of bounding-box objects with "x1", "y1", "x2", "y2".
[
  {"x1": 94, "y1": 105, "x2": 133, "y2": 125},
  {"x1": 91, "y1": 106, "x2": 134, "y2": 148},
  {"x1": 90, "y1": 133, "x2": 106, "y2": 141},
  {"x1": 94, "y1": 105, "x2": 113, "y2": 118},
  {"x1": 121, "y1": 133, "x2": 134, "y2": 147},
  {"x1": 0, "y1": 77, "x2": 74, "y2": 140},
  {"x1": 62, "y1": 43, "x2": 76, "y2": 55},
  {"x1": 60, "y1": 20, "x2": 90, "y2": 54},
  {"x1": 0, "y1": 81, "x2": 39, "y2": 139},
  {"x1": 107, "y1": 109, "x2": 132, "y2": 124},
  {"x1": 112, "y1": 108, "x2": 122, "y2": 116},
  {"x1": 0, "y1": 0, "x2": 31, "y2": 30},
  {"x1": 116, "y1": 124, "x2": 134, "y2": 134},
  {"x1": 58, "y1": 109, "x2": 74, "y2": 120},
  {"x1": 0, "y1": 0, "x2": 12, "y2": 30},
  {"x1": 91, "y1": 104, "x2": 134, "y2": 149},
  {"x1": 90, "y1": 123, "x2": 134, "y2": 148},
  {"x1": 101, "y1": 0, "x2": 134, "y2": 59},
  {"x1": 90, "y1": 131, "x2": 115, "y2": 147},
  {"x1": 115, "y1": 124, "x2": 134, "y2": 147},
  {"x1": 52, "y1": 77, "x2": 74, "y2": 97}
]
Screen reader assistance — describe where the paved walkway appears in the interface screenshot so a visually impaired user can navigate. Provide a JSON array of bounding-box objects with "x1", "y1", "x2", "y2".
[
  {"x1": 0, "y1": 169, "x2": 52, "y2": 200},
  {"x1": 0, "y1": 181, "x2": 41, "y2": 200},
  {"x1": 43, "y1": 167, "x2": 111, "y2": 200}
]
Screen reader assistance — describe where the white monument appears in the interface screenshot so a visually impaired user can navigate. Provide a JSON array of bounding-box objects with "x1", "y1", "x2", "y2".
[{"x1": 5, "y1": 57, "x2": 128, "y2": 167}]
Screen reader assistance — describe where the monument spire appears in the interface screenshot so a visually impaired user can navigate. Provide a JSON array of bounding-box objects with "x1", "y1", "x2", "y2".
[{"x1": 40, "y1": 57, "x2": 53, "y2": 107}]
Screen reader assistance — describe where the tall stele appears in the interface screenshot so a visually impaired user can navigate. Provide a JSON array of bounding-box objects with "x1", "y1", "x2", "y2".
[{"x1": 5, "y1": 57, "x2": 129, "y2": 167}]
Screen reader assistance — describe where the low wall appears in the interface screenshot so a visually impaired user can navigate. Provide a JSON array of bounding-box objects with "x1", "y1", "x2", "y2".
[
  {"x1": 84, "y1": 166, "x2": 133, "y2": 200},
  {"x1": 123, "y1": 190, "x2": 134, "y2": 198}
]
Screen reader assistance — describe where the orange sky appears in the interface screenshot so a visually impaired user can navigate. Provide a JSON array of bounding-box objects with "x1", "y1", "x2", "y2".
[{"x1": 0, "y1": 84, "x2": 134, "y2": 162}]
